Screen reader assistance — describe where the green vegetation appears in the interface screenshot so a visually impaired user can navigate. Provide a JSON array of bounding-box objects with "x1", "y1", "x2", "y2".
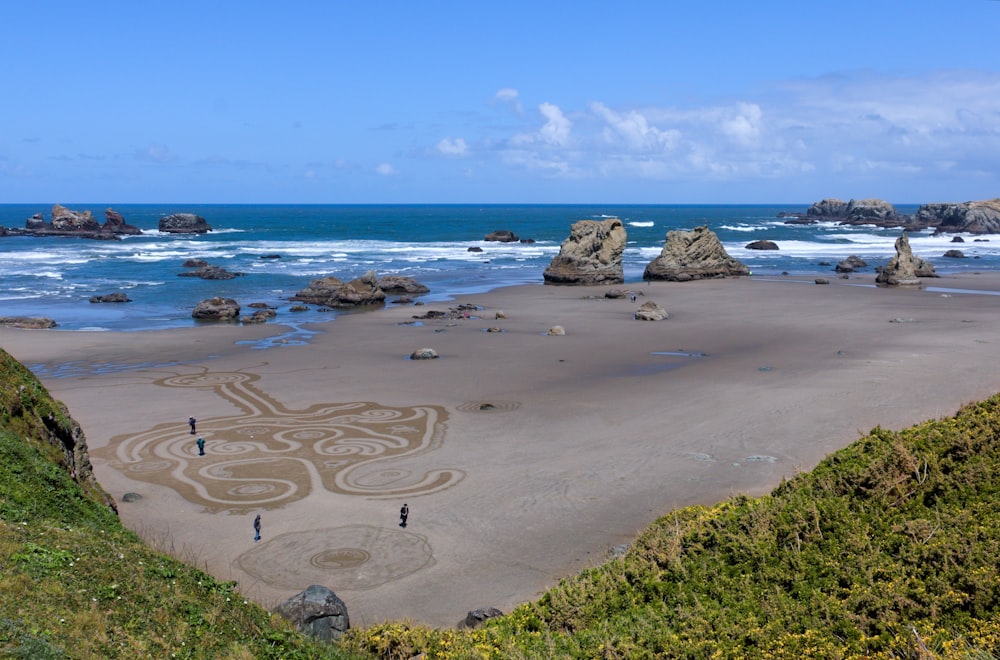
[
  {"x1": 3, "y1": 343, "x2": 1000, "y2": 658},
  {"x1": 0, "y1": 348, "x2": 365, "y2": 659},
  {"x1": 341, "y1": 401, "x2": 1000, "y2": 659}
]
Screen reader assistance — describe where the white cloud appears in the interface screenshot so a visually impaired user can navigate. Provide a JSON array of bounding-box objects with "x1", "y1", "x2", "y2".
[
  {"x1": 513, "y1": 102, "x2": 572, "y2": 148},
  {"x1": 494, "y1": 87, "x2": 523, "y2": 114},
  {"x1": 486, "y1": 69, "x2": 1000, "y2": 191},
  {"x1": 436, "y1": 137, "x2": 468, "y2": 157},
  {"x1": 375, "y1": 162, "x2": 397, "y2": 176},
  {"x1": 134, "y1": 144, "x2": 177, "y2": 163}
]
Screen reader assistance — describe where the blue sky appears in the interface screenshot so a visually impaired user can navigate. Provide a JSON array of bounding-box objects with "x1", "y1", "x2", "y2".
[{"x1": 2, "y1": 1, "x2": 999, "y2": 204}]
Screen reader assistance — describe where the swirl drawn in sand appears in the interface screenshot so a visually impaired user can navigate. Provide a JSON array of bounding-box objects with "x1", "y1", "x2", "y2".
[
  {"x1": 94, "y1": 369, "x2": 463, "y2": 512},
  {"x1": 236, "y1": 525, "x2": 433, "y2": 591}
]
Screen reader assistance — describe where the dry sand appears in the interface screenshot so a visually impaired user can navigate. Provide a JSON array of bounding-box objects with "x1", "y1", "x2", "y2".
[{"x1": 3, "y1": 272, "x2": 1000, "y2": 628}]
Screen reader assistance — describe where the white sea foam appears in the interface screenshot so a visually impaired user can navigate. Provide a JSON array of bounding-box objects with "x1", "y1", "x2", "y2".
[{"x1": 628, "y1": 221, "x2": 654, "y2": 227}]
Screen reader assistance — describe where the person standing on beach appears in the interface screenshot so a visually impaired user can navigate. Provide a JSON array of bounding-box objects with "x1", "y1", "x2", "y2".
[
  {"x1": 189, "y1": 417, "x2": 197, "y2": 434},
  {"x1": 399, "y1": 503, "x2": 409, "y2": 527},
  {"x1": 196, "y1": 437, "x2": 205, "y2": 456},
  {"x1": 253, "y1": 514, "x2": 262, "y2": 542}
]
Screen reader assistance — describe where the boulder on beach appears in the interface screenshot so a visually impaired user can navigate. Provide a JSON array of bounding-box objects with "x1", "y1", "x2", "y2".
[
  {"x1": 643, "y1": 225, "x2": 749, "y2": 282},
  {"x1": 192, "y1": 297, "x2": 241, "y2": 321},
  {"x1": 274, "y1": 585, "x2": 350, "y2": 642},
  {"x1": 292, "y1": 271, "x2": 386, "y2": 308},
  {"x1": 633, "y1": 301, "x2": 668, "y2": 321},
  {"x1": 458, "y1": 607, "x2": 504, "y2": 630},
  {"x1": 546, "y1": 325, "x2": 566, "y2": 336},
  {"x1": 159, "y1": 213, "x2": 212, "y2": 234},
  {"x1": 0, "y1": 316, "x2": 58, "y2": 329},
  {"x1": 543, "y1": 218, "x2": 626, "y2": 285},
  {"x1": 376, "y1": 275, "x2": 430, "y2": 295},
  {"x1": 835, "y1": 255, "x2": 868, "y2": 273},
  {"x1": 410, "y1": 347, "x2": 439, "y2": 360}
]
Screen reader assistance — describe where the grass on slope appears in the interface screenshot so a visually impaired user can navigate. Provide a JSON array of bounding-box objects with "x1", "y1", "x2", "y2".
[
  {"x1": 342, "y1": 397, "x2": 1000, "y2": 659},
  {"x1": 0, "y1": 347, "x2": 367, "y2": 660}
]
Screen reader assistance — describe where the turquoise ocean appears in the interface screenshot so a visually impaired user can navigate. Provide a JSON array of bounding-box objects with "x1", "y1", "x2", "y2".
[{"x1": 1, "y1": 203, "x2": 996, "y2": 333}]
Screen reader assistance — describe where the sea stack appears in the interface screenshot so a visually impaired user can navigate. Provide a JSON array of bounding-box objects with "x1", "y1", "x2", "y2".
[
  {"x1": 542, "y1": 218, "x2": 626, "y2": 285},
  {"x1": 643, "y1": 225, "x2": 749, "y2": 281}
]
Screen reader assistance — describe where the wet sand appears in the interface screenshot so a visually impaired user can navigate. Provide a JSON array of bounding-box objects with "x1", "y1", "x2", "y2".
[{"x1": 3, "y1": 272, "x2": 1000, "y2": 627}]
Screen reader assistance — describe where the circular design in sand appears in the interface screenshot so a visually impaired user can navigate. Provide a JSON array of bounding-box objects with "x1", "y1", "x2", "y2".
[
  {"x1": 93, "y1": 369, "x2": 465, "y2": 513},
  {"x1": 236, "y1": 524, "x2": 433, "y2": 590},
  {"x1": 455, "y1": 400, "x2": 521, "y2": 413}
]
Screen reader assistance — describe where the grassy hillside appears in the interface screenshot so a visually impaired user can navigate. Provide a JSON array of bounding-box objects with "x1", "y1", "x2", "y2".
[
  {"x1": 0, "y1": 348, "x2": 366, "y2": 659},
  {"x1": 4, "y1": 343, "x2": 1000, "y2": 659},
  {"x1": 342, "y1": 400, "x2": 1000, "y2": 659}
]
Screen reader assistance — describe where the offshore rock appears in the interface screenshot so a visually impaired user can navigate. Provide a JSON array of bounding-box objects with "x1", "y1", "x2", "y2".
[
  {"x1": 920, "y1": 199, "x2": 1000, "y2": 235},
  {"x1": 543, "y1": 218, "x2": 626, "y2": 285},
  {"x1": 875, "y1": 233, "x2": 937, "y2": 287},
  {"x1": 159, "y1": 213, "x2": 212, "y2": 234},
  {"x1": 745, "y1": 240, "x2": 778, "y2": 250},
  {"x1": 643, "y1": 225, "x2": 749, "y2": 282},
  {"x1": 484, "y1": 230, "x2": 519, "y2": 242},
  {"x1": 89, "y1": 292, "x2": 132, "y2": 303},
  {"x1": 103, "y1": 208, "x2": 141, "y2": 235},
  {"x1": 12, "y1": 204, "x2": 140, "y2": 240},
  {"x1": 177, "y1": 264, "x2": 243, "y2": 280},
  {"x1": 275, "y1": 585, "x2": 350, "y2": 642},
  {"x1": 191, "y1": 297, "x2": 241, "y2": 321}
]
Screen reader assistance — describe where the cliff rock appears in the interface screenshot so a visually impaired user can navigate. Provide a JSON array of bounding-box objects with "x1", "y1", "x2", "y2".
[
  {"x1": 920, "y1": 199, "x2": 1000, "y2": 235},
  {"x1": 543, "y1": 218, "x2": 626, "y2": 285},
  {"x1": 643, "y1": 225, "x2": 749, "y2": 282},
  {"x1": 376, "y1": 275, "x2": 430, "y2": 295}
]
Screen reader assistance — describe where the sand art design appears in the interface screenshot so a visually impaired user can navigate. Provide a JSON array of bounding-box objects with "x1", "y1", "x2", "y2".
[
  {"x1": 95, "y1": 369, "x2": 463, "y2": 512},
  {"x1": 455, "y1": 400, "x2": 521, "y2": 413},
  {"x1": 236, "y1": 525, "x2": 434, "y2": 590}
]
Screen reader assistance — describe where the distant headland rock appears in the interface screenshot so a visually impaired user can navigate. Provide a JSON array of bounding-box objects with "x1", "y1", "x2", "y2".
[
  {"x1": 543, "y1": 218, "x2": 626, "y2": 285},
  {"x1": 159, "y1": 213, "x2": 212, "y2": 234},
  {"x1": 780, "y1": 197, "x2": 1000, "y2": 235},
  {"x1": 4, "y1": 204, "x2": 141, "y2": 240}
]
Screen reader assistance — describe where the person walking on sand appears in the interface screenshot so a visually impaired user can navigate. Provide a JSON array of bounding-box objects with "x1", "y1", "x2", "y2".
[
  {"x1": 189, "y1": 417, "x2": 197, "y2": 434},
  {"x1": 399, "y1": 503, "x2": 409, "y2": 527},
  {"x1": 196, "y1": 437, "x2": 205, "y2": 456},
  {"x1": 253, "y1": 514, "x2": 261, "y2": 542}
]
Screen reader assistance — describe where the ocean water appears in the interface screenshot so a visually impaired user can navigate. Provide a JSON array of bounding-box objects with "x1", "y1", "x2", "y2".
[{"x1": 1, "y1": 203, "x2": 997, "y2": 332}]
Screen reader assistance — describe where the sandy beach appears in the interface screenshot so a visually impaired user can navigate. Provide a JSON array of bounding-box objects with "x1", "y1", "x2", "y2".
[{"x1": 3, "y1": 272, "x2": 1000, "y2": 628}]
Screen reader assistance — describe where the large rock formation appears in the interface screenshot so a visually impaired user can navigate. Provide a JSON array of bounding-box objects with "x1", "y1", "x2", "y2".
[
  {"x1": 785, "y1": 198, "x2": 915, "y2": 229},
  {"x1": 0, "y1": 316, "x2": 58, "y2": 329},
  {"x1": 875, "y1": 233, "x2": 937, "y2": 287},
  {"x1": 291, "y1": 270, "x2": 386, "y2": 308},
  {"x1": 10, "y1": 204, "x2": 141, "y2": 240},
  {"x1": 103, "y1": 208, "x2": 142, "y2": 235},
  {"x1": 191, "y1": 297, "x2": 241, "y2": 321},
  {"x1": 918, "y1": 199, "x2": 1000, "y2": 235},
  {"x1": 376, "y1": 275, "x2": 430, "y2": 295},
  {"x1": 543, "y1": 218, "x2": 626, "y2": 285},
  {"x1": 274, "y1": 585, "x2": 350, "y2": 642},
  {"x1": 643, "y1": 225, "x2": 749, "y2": 282},
  {"x1": 158, "y1": 213, "x2": 212, "y2": 234}
]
